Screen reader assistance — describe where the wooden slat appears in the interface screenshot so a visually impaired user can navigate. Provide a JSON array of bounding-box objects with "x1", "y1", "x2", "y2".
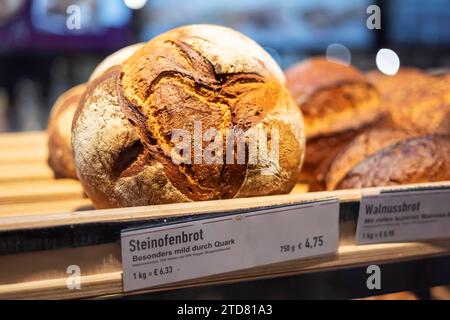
[
  {"x1": 0, "y1": 163, "x2": 54, "y2": 182},
  {"x1": 0, "y1": 184, "x2": 306, "y2": 218},
  {"x1": 1, "y1": 239, "x2": 449, "y2": 299},
  {"x1": 2, "y1": 181, "x2": 448, "y2": 232},
  {"x1": 0, "y1": 149, "x2": 47, "y2": 164},
  {"x1": 0, "y1": 187, "x2": 352, "y2": 231},
  {"x1": 0, "y1": 131, "x2": 46, "y2": 149},
  {"x1": 0, "y1": 179, "x2": 85, "y2": 206},
  {"x1": 0, "y1": 179, "x2": 306, "y2": 217},
  {"x1": 0, "y1": 199, "x2": 92, "y2": 217}
]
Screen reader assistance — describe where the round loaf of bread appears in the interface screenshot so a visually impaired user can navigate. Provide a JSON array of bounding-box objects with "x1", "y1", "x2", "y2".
[
  {"x1": 72, "y1": 25, "x2": 305, "y2": 209},
  {"x1": 285, "y1": 57, "x2": 381, "y2": 138},
  {"x1": 47, "y1": 84, "x2": 86, "y2": 179},
  {"x1": 285, "y1": 57, "x2": 381, "y2": 190},
  {"x1": 335, "y1": 135, "x2": 450, "y2": 190}
]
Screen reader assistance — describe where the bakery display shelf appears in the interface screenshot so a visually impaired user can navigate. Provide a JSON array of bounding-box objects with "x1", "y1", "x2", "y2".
[{"x1": 0, "y1": 131, "x2": 450, "y2": 300}]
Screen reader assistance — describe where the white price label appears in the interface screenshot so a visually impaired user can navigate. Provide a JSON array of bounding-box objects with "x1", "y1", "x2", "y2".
[
  {"x1": 356, "y1": 188, "x2": 450, "y2": 245},
  {"x1": 121, "y1": 199, "x2": 339, "y2": 292}
]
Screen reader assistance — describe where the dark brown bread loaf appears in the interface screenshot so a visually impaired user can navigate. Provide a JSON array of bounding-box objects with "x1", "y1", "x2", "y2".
[
  {"x1": 47, "y1": 84, "x2": 86, "y2": 179},
  {"x1": 335, "y1": 135, "x2": 450, "y2": 190},
  {"x1": 72, "y1": 25, "x2": 305, "y2": 209},
  {"x1": 285, "y1": 57, "x2": 381, "y2": 190},
  {"x1": 326, "y1": 71, "x2": 450, "y2": 191},
  {"x1": 326, "y1": 128, "x2": 413, "y2": 190}
]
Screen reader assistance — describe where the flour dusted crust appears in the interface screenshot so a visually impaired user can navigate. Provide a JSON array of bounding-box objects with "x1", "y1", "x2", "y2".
[
  {"x1": 47, "y1": 84, "x2": 86, "y2": 179},
  {"x1": 72, "y1": 25, "x2": 305, "y2": 209},
  {"x1": 335, "y1": 135, "x2": 450, "y2": 190}
]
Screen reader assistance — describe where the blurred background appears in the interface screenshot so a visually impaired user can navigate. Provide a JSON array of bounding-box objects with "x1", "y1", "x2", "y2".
[{"x1": 0, "y1": 0, "x2": 450, "y2": 132}]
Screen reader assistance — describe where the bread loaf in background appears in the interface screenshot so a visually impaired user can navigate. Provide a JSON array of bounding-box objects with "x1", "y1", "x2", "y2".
[
  {"x1": 285, "y1": 57, "x2": 381, "y2": 190},
  {"x1": 301, "y1": 128, "x2": 362, "y2": 191},
  {"x1": 325, "y1": 128, "x2": 413, "y2": 190},
  {"x1": 47, "y1": 43, "x2": 145, "y2": 180},
  {"x1": 334, "y1": 134, "x2": 450, "y2": 190},
  {"x1": 389, "y1": 73, "x2": 450, "y2": 134},
  {"x1": 47, "y1": 84, "x2": 86, "y2": 179},
  {"x1": 366, "y1": 67, "x2": 430, "y2": 99},
  {"x1": 286, "y1": 57, "x2": 381, "y2": 138},
  {"x1": 324, "y1": 69, "x2": 450, "y2": 191},
  {"x1": 367, "y1": 69, "x2": 450, "y2": 134},
  {"x1": 72, "y1": 24, "x2": 305, "y2": 209}
]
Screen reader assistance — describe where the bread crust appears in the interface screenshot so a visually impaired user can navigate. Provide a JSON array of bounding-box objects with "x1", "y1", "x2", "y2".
[
  {"x1": 300, "y1": 128, "x2": 361, "y2": 191},
  {"x1": 367, "y1": 69, "x2": 450, "y2": 134},
  {"x1": 326, "y1": 128, "x2": 413, "y2": 190},
  {"x1": 335, "y1": 135, "x2": 450, "y2": 189},
  {"x1": 285, "y1": 57, "x2": 381, "y2": 138},
  {"x1": 72, "y1": 25, "x2": 305, "y2": 208},
  {"x1": 47, "y1": 84, "x2": 86, "y2": 179}
]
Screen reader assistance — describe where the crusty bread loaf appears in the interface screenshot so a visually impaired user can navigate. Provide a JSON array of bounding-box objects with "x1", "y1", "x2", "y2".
[
  {"x1": 335, "y1": 135, "x2": 450, "y2": 190},
  {"x1": 325, "y1": 70, "x2": 450, "y2": 191},
  {"x1": 72, "y1": 25, "x2": 305, "y2": 209},
  {"x1": 300, "y1": 128, "x2": 362, "y2": 191},
  {"x1": 285, "y1": 57, "x2": 381, "y2": 138},
  {"x1": 390, "y1": 74, "x2": 450, "y2": 134},
  {"x1": 47, "y1": 44, "x2": 144, "y2": 180},
  {"x1": 326, "y1": 128, "x2": 413, "y2": 190},
  {"x1": 366, "y1": 67, "x2": 430, "y2": 98},
  {"x1": 285, "y1": 57, "x2": 381, "y2": 190},
  {"x1": 47, "y1": 84, "x2": 86, "y2": 179},
  {"x1": 367, "y1": 69, "x2": 450, "y2": 134}
]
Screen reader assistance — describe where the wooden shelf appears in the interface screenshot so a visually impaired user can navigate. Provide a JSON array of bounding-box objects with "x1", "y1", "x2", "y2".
[{"x1": 0, "y1": 131, "x2": 449, "y2": 299}]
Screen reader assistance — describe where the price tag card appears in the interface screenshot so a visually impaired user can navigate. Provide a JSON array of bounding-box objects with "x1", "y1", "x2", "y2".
[
  {"x1": 356, "y1": 188, "x2": 450, "y2": 245},
  {"x1": 121, "y1": 199, "x2": 339, "y2": 292}
]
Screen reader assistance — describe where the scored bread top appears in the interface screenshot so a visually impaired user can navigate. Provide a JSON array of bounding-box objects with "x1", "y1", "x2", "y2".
[
  {"x1": 335, "y1": 134, "x2": 450, "y2": 190},
  {"x1": 72, "y1": 25, "x2": 305, "y2": 208}
]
